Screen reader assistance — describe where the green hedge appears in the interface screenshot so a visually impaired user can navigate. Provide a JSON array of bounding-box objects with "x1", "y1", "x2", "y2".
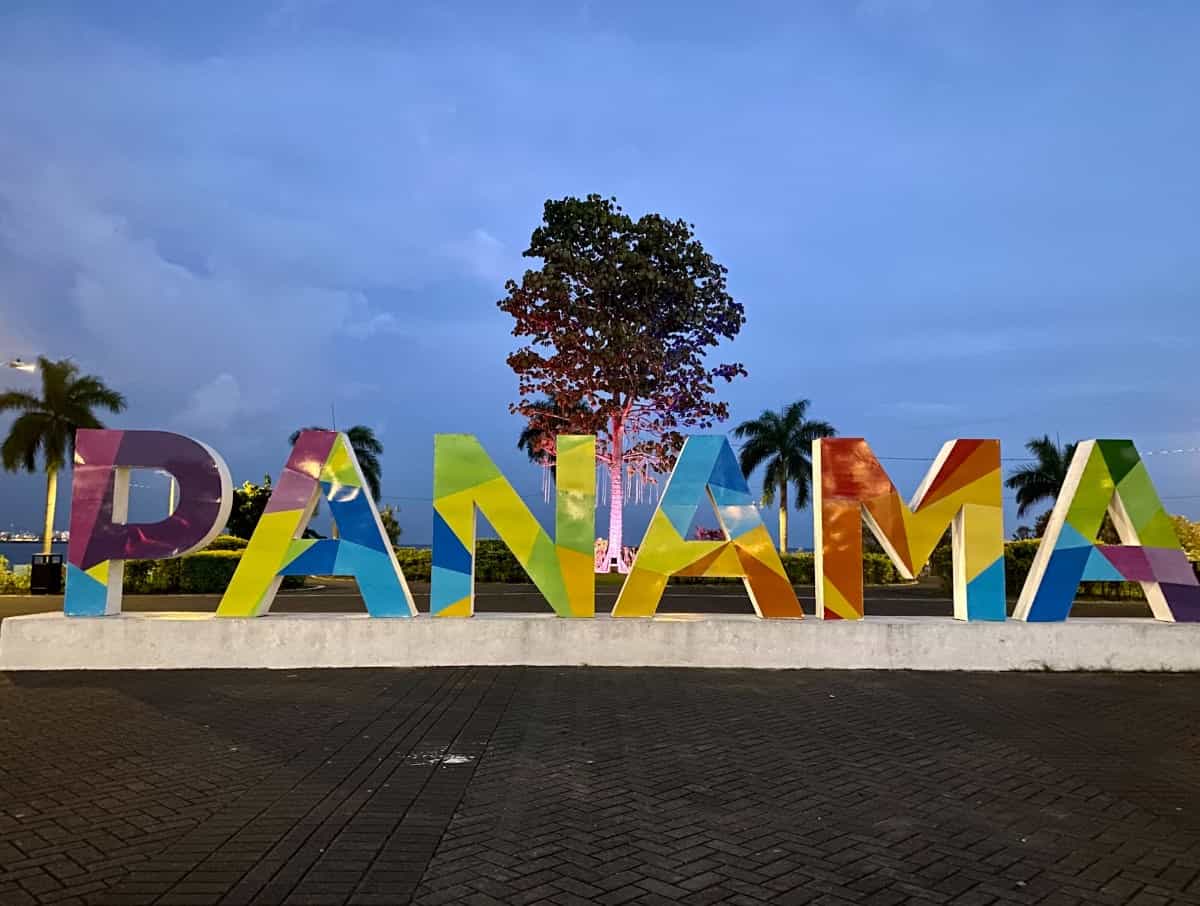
[
  {"x1": 930, "y1": 538, "x2": 1200, "y2": 599},
  {"x1": 393, "y1": 547, "x2": 433, "y2": 582},
  {"x1": 124, "y1": 550, "x2": 303, "y2": 594},
  {"x1": 0, "y1": 555, "x2": 30, "y2": 594},
  {"x1": 777, "y1": 552, "x2": 900, "y2": 585},
  {"x1": 205, "y1": 534, "x2": 249, "y2": 551},
  {"x1": 389, "y1": 546, "x2": 905, "y2": 585},
  {"x1": 392, "y1": 541, "x2": 530, "y2": 584}
]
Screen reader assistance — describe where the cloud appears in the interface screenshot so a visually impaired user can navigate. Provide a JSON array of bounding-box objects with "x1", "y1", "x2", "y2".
[
  {"x1": 443, "y1": 228, "x2": 514, "y2": 283},
  {"x1": 0, "y1": 1, "x2": 1197, "y2": 540},
  {"x1": 175, "y1": 373, "x2": 242, "y2": 431},
  {"x1": 340, "y1": 310, "x2": 405, "y2": 341},
  {"x1": 0, "y1": 159, "x2": 411, "y2": 429}
]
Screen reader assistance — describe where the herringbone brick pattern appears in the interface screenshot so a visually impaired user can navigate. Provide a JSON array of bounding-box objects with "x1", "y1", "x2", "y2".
[{"x1": 0, "y1": 669, "x2": 1198, "y2": 905}]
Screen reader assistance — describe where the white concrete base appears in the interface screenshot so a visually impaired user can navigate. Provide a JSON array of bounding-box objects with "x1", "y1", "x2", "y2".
[{"x1": 2, "y1": 612, "x2": 1199, "y2": 671}]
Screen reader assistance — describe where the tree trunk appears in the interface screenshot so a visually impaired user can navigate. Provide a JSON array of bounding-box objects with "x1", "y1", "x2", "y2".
[
  {"x1": 778, "y1": 477, "x2": 788, "y2": 556},
  {"x1": 605, "y1": 417, "x2": 625, "y2": 573},
  {"x1": 42, "y1": 468, "x2": 57, "y2": 556}
]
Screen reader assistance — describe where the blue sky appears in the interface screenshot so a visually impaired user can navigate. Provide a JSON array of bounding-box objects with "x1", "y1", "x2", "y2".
[{"x1": 1, "y1": 0, "x2": 1198, "y2": 547}]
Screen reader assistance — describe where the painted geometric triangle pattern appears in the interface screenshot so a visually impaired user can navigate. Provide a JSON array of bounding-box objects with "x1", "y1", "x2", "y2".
[
  {"x1": 65, "y1": 429, "x2": 232, "y2": 616},
  {"x1": 814, "y1": 438, "x2": 1005, "y2": 622},
  {"x1": 216, "y1": 430, "x2": 415, "y2": 618},
  {"x1": 1015, "y1": 439, "x2": 1200, "y2": 622},
  {"x1": 431, "y1": 434, "x2": 595, "y2": 618},
  {"x1": 611, "y1": 435, "x2": 803, "y2": 619}
]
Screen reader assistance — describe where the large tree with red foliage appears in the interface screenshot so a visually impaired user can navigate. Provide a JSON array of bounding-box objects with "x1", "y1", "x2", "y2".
[{"x1": 498, "y1": 194, "x2": 746, "y2": 570}]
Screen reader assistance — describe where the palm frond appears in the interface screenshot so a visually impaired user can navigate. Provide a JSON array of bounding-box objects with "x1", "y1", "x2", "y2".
[
  {"x1": 2, "y1": 359, "x2": 125, "y2": 474},
  {"x1": 66, "y1": 376, "x2": 127, "y2": 414},
  {"x1": 288, "y1": 425, "x2": 326, "y2": 446},
  {"x1": 736, "y1": 435, "x2": 776, "y2": 478},
  {"x1": 733, "y1": 399, "x2": 836, "y2": 512},
  {"x1": 345, "y1": 425, "x2": 383, "y2": 456},
  {"x1": 0, "y1": 391, "x2": 44, "y2": 414},
  {"x1": 2, "y1": 413, "x2": 49, "y2": 472},
  {"x1": 1005, "y1": 435, "x2": 1077, "y2": 517}
]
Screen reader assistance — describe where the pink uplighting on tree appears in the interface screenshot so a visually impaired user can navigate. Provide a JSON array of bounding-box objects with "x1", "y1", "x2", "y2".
[{"x1": 500, "y1": 195, "x2": 747, "y2": 572}]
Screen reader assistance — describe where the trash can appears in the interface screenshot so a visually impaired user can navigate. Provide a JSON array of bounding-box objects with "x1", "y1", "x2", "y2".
[{"x1": 30, "y1": 553, "x2": 63, "y2": 595}]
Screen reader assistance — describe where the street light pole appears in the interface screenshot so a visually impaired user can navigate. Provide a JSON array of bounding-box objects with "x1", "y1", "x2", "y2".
[{"x1": 2, "y1": 358, "x2": 53, "y2": 553}]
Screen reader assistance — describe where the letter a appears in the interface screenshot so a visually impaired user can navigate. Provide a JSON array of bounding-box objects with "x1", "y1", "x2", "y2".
[
  {"x1": 217, "y1": 430, "x2": 415, "y2": 617},
  {"x1": 612, "y1": 435, "x2": 803, "y2": 618},
  {"x1": 1015, "y1": 440, "x2": 1200, "y2": 622}
]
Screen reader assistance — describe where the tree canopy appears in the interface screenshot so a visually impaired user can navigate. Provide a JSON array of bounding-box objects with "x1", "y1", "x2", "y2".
[
  {"x1": 734, "y1": 400, "x2": 836, "y2": 512},
  {"x1": 1005, "y1": 435, "x2": 1077, "y2": 518},
  {"x1": 379, "y1": 504, "x2": 402, "y2": 547},
  {"x1": 733, "y1": 399, "x2": 836, "y2": 554},
  {"x1": 1171, "y1": 514, "x2": 1200, "y2": 559},
  {"x1": 499, "y1": 194, "x2": 746, "y2": 476},
  {"x1": 1, "y1": 356, "x2": 126, "y2": 553},
  {"x1": 226, "y1": 476, "x2": 273, "y2": 540},
  {"x1": 0, "y1": 357, "x2": 126, "y2": 475}
]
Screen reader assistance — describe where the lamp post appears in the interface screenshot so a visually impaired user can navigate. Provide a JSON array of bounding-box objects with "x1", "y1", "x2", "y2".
[{"x1": 3, "y1": 358, "x2": 50, "y2": 551}]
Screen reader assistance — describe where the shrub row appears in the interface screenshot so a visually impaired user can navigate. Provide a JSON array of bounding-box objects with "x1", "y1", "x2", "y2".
[
  {"x1": 393, "y1": 541, "x2": 531, "y2": 584},
  {"x1": 780, "y1": 552, "x2": 902, "y2": 586},
  {"x1": 0, "y1": 537, "x2": 260, "y2": 596},
  {"x1": 205, "y1": 534, "x2": 249, "y2": 551},
  {"x1": 124, "y1": 551, "x2": 238, "y2": 594},
  {"x1": 929, "y1": 538, "x2": 1200, "y2": 599},
  {"x1": 390, "y1": 546, "x2": 905, "y2": 586},
  {"x1": 0, "y1": 556, "x2": 30, "y2": 594},
  {"x1": 123, "y1": 548, "x2": 303, "y2": 594}
]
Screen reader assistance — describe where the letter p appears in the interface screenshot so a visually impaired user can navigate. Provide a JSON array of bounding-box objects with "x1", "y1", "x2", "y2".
[{"x1": 65, "y1": 430, "x2": 232, "y2": 616}]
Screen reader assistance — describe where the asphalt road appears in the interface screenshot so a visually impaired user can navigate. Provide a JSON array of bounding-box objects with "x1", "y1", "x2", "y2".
[{"x1": 0, "y1": 578, "x2": 1156, "y2": 620}]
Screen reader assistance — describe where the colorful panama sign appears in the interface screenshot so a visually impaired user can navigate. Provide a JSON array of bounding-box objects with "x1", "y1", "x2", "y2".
[{"x1": 63, "y1": 429, "x2": 1200, "y2": 623}]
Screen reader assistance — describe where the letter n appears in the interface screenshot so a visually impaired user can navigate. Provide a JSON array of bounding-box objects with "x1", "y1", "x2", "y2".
[
  {"x1": 1015, "y1": 440, "x2": 1200, "y2": 622},
  {"x1": 217, "y1": 430, "x2": 415, "y2": 617},
  {"x1": 813, "y1": 438, "x2": 1005, "y2": 621},
  {"x1": 612, "y1": 435, "x2": 803, "y2": 618},
  {"x1": 65, "y1": 429, "x2": 232, "y2": 616},
  {"x1": 431, "y1": 434, "x2": 595, "y2": 617}
]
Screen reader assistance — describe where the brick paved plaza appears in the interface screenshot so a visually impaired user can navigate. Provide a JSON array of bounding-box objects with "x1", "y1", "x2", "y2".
[{"x1": 1, "y1": 667, "x2": 1197, "y2": 906}]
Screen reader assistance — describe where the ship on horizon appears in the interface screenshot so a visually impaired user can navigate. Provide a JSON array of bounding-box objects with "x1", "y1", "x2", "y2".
[{"x1": 0, "y1": 530, "x2": 69, "y2": 543}]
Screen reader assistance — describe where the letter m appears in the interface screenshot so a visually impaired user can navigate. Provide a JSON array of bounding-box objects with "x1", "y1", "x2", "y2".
[{"x1": 813, "y1": 438, "x2": 1006, "y2": 621}]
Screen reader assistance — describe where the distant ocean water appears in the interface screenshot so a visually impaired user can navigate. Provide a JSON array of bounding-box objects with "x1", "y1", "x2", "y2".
[{"x1": 0, "y1": 541, "x2": 66, "y2": 568}]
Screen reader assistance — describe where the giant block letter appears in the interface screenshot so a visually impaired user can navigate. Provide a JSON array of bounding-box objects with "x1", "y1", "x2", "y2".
[
  {"x1": 217, "y1": 430, "x2": 415, "y2": 617},
  {"x1": 65, "y1": 429, "x2": 232, "y2": 616},
  {"x1": 1015, "y1": 440, "x2": 1200, "y2": 622},
  {"x1": 814, "y1": 438, "x2": 1005, "y2": 621},
  {"x1": 612, "y1": 435, "x2": 803, "y2": 618},
  {"x1": 432, "y1": 434, "x2": 595, "y2": 617}
]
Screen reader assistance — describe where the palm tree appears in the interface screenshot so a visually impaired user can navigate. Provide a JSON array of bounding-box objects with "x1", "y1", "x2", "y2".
[
  {"x1": 517, "y1": 397, "x2": 593, "y2": 472},
  {"x1": 1, "y1": 357, "x2": 127, "y2": 554},
  {"x1": 1005, "y1": 435, "x2": 1077, "y2": 520},
  {"x1": 517, "y1": 398, "x2": 559, "y2": 467},
  {"x1": 733, "y1": 400, "x2": 836, "y2": 555},
  {"x1": 288, "y1": 425, "x2": 383, "y2": 500}
]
